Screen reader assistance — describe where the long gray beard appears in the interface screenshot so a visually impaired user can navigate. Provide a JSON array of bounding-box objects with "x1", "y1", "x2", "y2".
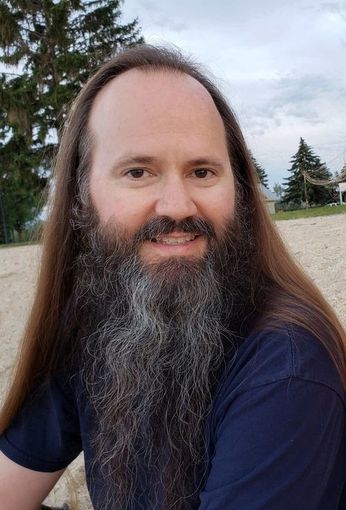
[{"x1": 72, "y1": 209, "x2": 258, "y2": 509}]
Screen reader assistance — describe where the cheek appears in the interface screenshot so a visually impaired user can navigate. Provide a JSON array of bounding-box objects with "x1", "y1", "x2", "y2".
[
  {"x1": 89, "y1": 186, "x2": 117, "y2": 225},
  {"x1": 204, "y1": 184, "x2": 235, "y2": 227},
  {"x1": 100, "y1": 199, "x2": 146, "y2": 230},
  {"x1": 90, "y1": 183, "x2": 151, "y2": 232}
]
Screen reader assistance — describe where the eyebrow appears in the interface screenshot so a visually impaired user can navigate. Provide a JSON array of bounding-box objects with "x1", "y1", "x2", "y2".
[
  {"x1": 112, "y1": 155, "x2": 158, "y2": 169},
  {"x1": 111, "y1": 155, "x2": 225, "y2": 171}
]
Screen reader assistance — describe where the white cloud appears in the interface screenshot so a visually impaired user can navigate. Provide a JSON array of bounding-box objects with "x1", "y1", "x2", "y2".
[{"x1": 120, "y1": 0, "x2": 346, "y2": 187}]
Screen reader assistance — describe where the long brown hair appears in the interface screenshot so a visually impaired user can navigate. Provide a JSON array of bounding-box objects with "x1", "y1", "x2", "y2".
[{"x1": 1, "y1": 44, "x2": 346, "y2": 436}]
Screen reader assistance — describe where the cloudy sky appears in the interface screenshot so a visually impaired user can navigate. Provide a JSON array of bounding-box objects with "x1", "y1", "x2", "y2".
[{"x1": 121, "y1": 0, "x2": 346, "y2": 188}]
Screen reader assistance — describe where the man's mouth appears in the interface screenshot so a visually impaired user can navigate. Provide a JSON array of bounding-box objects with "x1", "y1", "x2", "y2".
[{"x1": 151, "y1": 234, "x2": 200, "y2": 245}]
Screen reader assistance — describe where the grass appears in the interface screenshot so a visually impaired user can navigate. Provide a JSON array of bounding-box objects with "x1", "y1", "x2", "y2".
[{"x1": 273, "y1": 204, "x2": 346, "y2": 221}]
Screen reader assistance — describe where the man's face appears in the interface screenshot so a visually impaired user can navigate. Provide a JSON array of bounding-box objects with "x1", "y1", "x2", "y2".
[{"x1": 88, "y1": 69, "x2": 235, "y2": 264}]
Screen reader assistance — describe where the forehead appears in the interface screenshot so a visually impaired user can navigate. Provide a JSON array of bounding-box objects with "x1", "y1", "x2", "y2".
[{"x1": 88, "y1": 69, "x2": 228, "y2": 150}]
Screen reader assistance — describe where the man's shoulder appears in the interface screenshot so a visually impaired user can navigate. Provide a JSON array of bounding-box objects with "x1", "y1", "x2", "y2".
[{"x1": 214, "y1": 324, "x2": 346, "y2": 410}]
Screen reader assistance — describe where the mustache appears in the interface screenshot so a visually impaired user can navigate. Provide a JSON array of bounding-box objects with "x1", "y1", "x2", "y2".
[{"x1": 133, "y1": 216, "x2": 216, "y2": 243}]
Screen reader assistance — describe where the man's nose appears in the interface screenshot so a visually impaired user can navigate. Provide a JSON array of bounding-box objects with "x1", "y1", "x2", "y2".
[{"x1": 154, "y1": 177, "x2": 198, "y2": 220}]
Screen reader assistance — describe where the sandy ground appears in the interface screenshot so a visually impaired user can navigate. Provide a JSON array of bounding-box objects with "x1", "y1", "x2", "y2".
[{"x1": 0, "y1": 214, "x2": 345, "y2": 509}]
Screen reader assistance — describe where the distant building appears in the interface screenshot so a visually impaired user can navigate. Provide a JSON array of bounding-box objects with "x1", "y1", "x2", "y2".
[
  {"x1": 338, "y1": 182, "x2": 346, "y2": 204},
  {"x1": 337, "y1": 164, "x2": 346, "y2": 204},
  {"x1": 259, "y1": 185, "x2": 279, "y2": 214}
]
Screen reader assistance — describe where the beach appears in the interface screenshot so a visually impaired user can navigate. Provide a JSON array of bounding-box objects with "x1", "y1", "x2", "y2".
[{"x1": 0, "y1": 213, "x2": 345, "y2": 508}]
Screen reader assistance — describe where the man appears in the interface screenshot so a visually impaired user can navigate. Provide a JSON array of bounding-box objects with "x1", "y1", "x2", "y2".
[{"x1": 0, "y1": 44, "x2": 345, "y2": 510}]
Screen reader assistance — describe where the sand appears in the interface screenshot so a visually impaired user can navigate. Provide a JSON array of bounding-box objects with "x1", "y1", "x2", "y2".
[{"x1": 0, "y1": 214, "x2": 345, "y2": 508}]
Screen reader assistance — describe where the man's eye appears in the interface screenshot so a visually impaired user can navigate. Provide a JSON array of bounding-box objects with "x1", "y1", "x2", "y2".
[
  {"x1": 193, "y1": 168, "x2": 213, "y2": 178},
  {"x1": 126, "y1": 168, "x2": 147, "y2": 179}
]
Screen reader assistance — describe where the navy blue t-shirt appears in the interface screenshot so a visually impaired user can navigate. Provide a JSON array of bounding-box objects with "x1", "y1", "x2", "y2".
[{"x1": 1, "y1": 325, "x2": 346, "y2": 509}]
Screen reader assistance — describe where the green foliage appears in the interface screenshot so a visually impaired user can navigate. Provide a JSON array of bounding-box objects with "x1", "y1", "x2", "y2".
[
  {"x1": 273, "y1": 183, "x2": 284, "y2": 199},
  {"x1": 250, "y1": 153, "x2": 269, "y2": 188},
  {"x1": 282, "y1": 138, "x2": 333, "y2": 208},
  {"x1": 338, "y1": 164, "x2": 346, "y2": 182},
  {"x1": 0, "y1": 134, "x2": 48, "y2": 242},
  {"x1": 0, "y1": 0, "x2": 144, "y2": 242}
]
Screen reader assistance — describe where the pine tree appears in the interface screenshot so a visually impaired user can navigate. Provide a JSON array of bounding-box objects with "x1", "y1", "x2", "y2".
[
  {"x1": 250, "y1": 153, "x2": 269, "y2": 188},
  {"x1": 340, "y1": 164, "x2": 346, "y2": 181},
  {"x1": 282, "y1": 138, "x2": 333, "y2": 208},
  {"x1": 273, "y1": 183, "x2": 284, "y2": 199},
  {"x1": 0, "y1": 134, "x2": 46, "y2": 242},
  {"x1": 309, "y1": 159, "x2": 334, "y2": 205},
  {"x1": 0, "y1": 0, "x2": 144, "y2": 241}
]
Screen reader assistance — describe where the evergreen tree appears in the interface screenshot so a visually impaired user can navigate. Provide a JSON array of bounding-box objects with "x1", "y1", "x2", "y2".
[
  {"x1": 0, "y1": 134, "x2": 46, "y2": 242},
  {"x1": 282, "y1": 138, "x2": 333, "y2": 208},
  {"x1": 273, "y1": 183, "x2": 284, "y2": 199},
  {"x1": 0, "y1": 0, "x2": 144, "y2": 241},
  {"x1": 310, "y1": 160, "x2": 334, "y2": 204},
  {"x1": 340, "y1": 164, "x2": 346, "y2": 181},
  {"x1": 250, "y1": 153, "x2": 269, "y2": 188}
]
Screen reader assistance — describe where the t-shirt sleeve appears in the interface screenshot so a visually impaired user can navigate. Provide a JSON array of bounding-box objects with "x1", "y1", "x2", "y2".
[
  {"x1": 198, "y1": 377, "x2": 345, "y2": 510},
  {"x1": 0, "y1": 375, "x2": 82, "y2": 472}
]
